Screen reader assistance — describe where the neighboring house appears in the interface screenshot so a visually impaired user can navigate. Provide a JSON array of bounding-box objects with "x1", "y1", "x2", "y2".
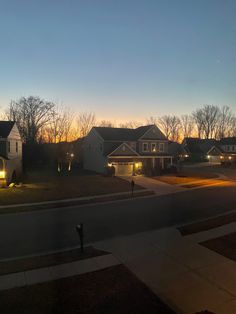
[
  {"x1": 207, "y1": 137, "x2": 236, "y2": 164},
  {"x1": 182, "y1": 138, "x2": 217, "y2": 162},
  {"x1": 83, "y1": 125, "x2": 173, "y2": 176},
  {"x1": 0, "y1": 121, "x2": 23, "y2": 186},
  {"x1": 168, "y1": 141, "x2": 188, "y2": 161}
]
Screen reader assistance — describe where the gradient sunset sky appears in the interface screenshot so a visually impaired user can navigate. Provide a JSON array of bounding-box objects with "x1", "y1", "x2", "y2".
[{"x1": 0, "y1": 0, "x2": 236, "y2": 122}]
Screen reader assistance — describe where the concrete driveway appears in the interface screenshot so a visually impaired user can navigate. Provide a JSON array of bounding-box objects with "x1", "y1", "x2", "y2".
[{"x1": 121, "y1": 176, "x2": 185, "y2": 196}]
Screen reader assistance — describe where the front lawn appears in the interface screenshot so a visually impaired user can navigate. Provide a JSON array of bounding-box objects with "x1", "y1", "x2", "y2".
[
  {"x1": 154, "y1": 171, "x2": 217, "y2": 186},
  {"x1": 0, "y1": 170, "x2": 143, "y2": 206}
]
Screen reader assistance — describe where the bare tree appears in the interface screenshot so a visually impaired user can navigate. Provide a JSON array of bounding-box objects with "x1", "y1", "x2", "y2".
[
  {"x1": 77, "y1": 112, "x2": 96, "y2": 137},
  {"x1": 216, "y1": 106, "x2": 235, "y2": 139},
  {"x1": 119, "y1": 121, "x2": 142, "y2": 129},
  {"x1": 42, "y1": 106, "x2": 75, "y2": 143},
  {"x1": 99, "y1": 120, "x2": 115, "y2": 127},
  {"x1": 180, "y1": 114, "x2": 195, "y2": 138},
  {"x1": 146, "y1": 116, "x2": 158, "y2": 125},
  {"x1": 6, "y1": 96, "x2": 55, "y2": 143},
  {"x1": 192, "y1": 105, "x2": 220, "y2": 139},
  {"x1": 158, "y1": 115, "x2": 181, "y2": 142}
]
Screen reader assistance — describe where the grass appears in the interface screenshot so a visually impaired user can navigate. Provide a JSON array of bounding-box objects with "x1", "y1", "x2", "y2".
[
  {"x1": 178, "y1": 212, "x2": 236, "y2": 236},
  {"x1": 0, "y1": 264, "x2": 174, "y2": 314},
  {"x1": 201, "y1": 232, "x2": 236, "y2": 262},
  {"x1": 0, "y1": 169, "x2": 143, "y2": 206},
  {"x1": 154, "y1": 171, "x2": 217, "y2": 186},
  {"x1": 0, "y1": 246, "x2": 108, "y2": 276}
]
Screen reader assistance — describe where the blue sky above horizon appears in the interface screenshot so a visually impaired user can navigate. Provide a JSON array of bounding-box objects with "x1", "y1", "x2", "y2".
[{"x1": 0, "y1": 0, "x2": 236, "y2": 122}]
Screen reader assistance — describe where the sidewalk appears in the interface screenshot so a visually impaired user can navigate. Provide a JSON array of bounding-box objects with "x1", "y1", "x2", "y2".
[
  {"x1": 0, "y1": 253, "x2": 120, "y2": 291},
  {"x1": 0, "y1": 188, "x2": 153, "y2": 210},
  {"x1": 122, "y1": 176, "x2": 185, "y2": 196},
  {"x1": 93, "y1": 222, "x2": 236, "y2": 313}
]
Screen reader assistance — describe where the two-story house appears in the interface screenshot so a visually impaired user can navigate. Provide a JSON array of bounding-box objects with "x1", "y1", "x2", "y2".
[
  {"x1": 83, "y1": 125, "x2": 173, "y2": 176},
  {"x1": 207, "y1": 137, "x2": 236, "y2": 164},
  {"x1": 0, "y1": 121, "x2": 23, "y2": 186}
]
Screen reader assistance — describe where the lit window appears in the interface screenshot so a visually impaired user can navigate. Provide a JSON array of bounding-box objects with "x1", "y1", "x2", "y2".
[
  {"x1": 151, "y1": 143, "x2": 156, "y2": 152},
  {"x1": 142, "y1": 143, "x2": 148, "y2": 152},
  {"x1": 159, "y1": 143, "x2": 164, "y2": 152}
]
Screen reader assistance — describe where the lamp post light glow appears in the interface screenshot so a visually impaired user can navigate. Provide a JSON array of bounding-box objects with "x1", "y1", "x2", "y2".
[{"x1": 0, "y1": 171, "x2": 5, "y2": 179}]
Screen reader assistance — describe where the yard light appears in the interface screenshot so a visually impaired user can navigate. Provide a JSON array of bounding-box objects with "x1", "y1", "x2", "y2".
[{"x1": 0, "y1": 171, "x2": 5, "y2": 179}]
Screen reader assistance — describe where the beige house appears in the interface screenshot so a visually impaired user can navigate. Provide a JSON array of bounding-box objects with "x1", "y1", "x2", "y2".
[
  {"x1": 0, "y1": 121, "x2": 23, "y2": 186},
  {"x1": 83, "y1": 125, "x2": 173, "y2": 176}
]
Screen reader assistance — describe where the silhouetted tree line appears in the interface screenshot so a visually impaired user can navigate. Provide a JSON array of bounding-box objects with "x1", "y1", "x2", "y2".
[{"x1": 3, "y1": 96, "x2": 236, "y2": 146}]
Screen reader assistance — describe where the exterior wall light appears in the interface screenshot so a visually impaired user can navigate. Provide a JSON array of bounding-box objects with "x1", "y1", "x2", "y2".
[
  {"x1": 229, "y1": 156, "x2": 232, "y2": 160},
  {"x1": 220, "y1": 156, "x2": 223, "y2": 159},
  {"x1": 0, "y1": 171, "x2": 5, "y2": 179}
]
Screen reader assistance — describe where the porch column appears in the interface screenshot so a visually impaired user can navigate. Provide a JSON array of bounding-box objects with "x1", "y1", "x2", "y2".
[
  {"x1": 170, "y1": 157, "x2": 173, "y2": 165},
  {"x1": 152, "y1": 158, "x2": 155, "y2": 168},
  {"x1": 161, "y1": 158, "x2": 164, "y2": 169}
]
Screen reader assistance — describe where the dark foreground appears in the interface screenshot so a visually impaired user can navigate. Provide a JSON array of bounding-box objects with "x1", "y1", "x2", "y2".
[{"x1": 0, "y1": 265, "x2": 174, "y2": 314}]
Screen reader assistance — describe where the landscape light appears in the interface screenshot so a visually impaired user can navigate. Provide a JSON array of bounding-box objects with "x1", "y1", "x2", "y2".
[{"x1": 0, "y1": 171, "x2": 5, "y2": 178}]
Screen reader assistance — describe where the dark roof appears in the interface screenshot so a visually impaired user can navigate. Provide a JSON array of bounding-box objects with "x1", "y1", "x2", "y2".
[
  {"x1": 0, "y1": 121, "x2": 15, "y2": 138},
  {"x1": 168, "y1": 141, "x2": 187, "y2": 155},
  {"x1": 220, "y1": 137, "x2": 236, "y2": 145},
  {"x1": 93, "y1": 125, "x2": 166, "y2": 141},
  {"x1": 183, "y1": 138, "x2": 218, "y2": 154}
]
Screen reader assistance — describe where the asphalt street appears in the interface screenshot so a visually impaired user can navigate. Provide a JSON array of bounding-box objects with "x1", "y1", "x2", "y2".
[{"x1": 0, "y1": 184, "x2": 236, "y2": 259}]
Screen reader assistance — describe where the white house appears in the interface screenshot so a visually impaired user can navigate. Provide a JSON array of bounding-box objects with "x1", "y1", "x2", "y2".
[{"x1": 0, "y1": 121, "x2": 23, "y2": 186}]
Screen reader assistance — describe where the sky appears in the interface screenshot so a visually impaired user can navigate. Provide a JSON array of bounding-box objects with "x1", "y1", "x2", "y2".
[{"x1": 0, "y1": 0, "x2": 236, "y2": 123}]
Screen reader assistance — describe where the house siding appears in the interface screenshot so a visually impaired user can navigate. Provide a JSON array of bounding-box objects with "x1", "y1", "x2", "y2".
[{"x1": 83, "y1": 129, "x2": 107, "y2": 173}]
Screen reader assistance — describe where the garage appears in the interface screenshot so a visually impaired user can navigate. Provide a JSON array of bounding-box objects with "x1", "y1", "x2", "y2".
[{"x1": 114, "y1": 163, "x2": 134, "y2": 176}]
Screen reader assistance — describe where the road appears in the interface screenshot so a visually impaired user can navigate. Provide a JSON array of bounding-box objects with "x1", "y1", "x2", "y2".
[{"x1": 1, "y1": 183, "x2": 236, "y2": 260}]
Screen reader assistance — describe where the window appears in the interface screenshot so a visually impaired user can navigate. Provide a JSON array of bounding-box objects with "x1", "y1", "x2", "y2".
[
  {"x1": 8, "y1": 142, "x2": 10, "y2": 153},
  {"x1": 159, "y1": 143, "x2": 164, "y2": 152},
  {"x1": 142, "y1": 143, "x2": 148, "y2": 152},
  {"x1": 151, "y1": 143, "x2": 156, "y2": 152},
  {"x1": 16, "y1": 141, "x2": 18, "y2": 153}
]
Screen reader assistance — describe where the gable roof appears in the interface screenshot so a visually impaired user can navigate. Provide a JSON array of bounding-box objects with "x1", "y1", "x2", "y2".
[
  {"x1": 108, "y1": 142, "x2": 139, "y2": 157},
  {"x1": 0, "y1": 121, "x2": 15, "y2": 138},
  {"x1": 220, "y1": 137, "x2": 236, "y2": 145},
  {"x1": 93, "y1": 125, "x2": 166, "y2": 141},
  {"x1": 183, "y1": 137, "x2": 218, "y2": 154}
]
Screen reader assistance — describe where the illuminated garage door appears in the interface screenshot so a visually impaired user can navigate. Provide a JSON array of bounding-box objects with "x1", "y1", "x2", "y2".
[{"x1": 115, "y1": 163, "x2": 133, "y2": 176}]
